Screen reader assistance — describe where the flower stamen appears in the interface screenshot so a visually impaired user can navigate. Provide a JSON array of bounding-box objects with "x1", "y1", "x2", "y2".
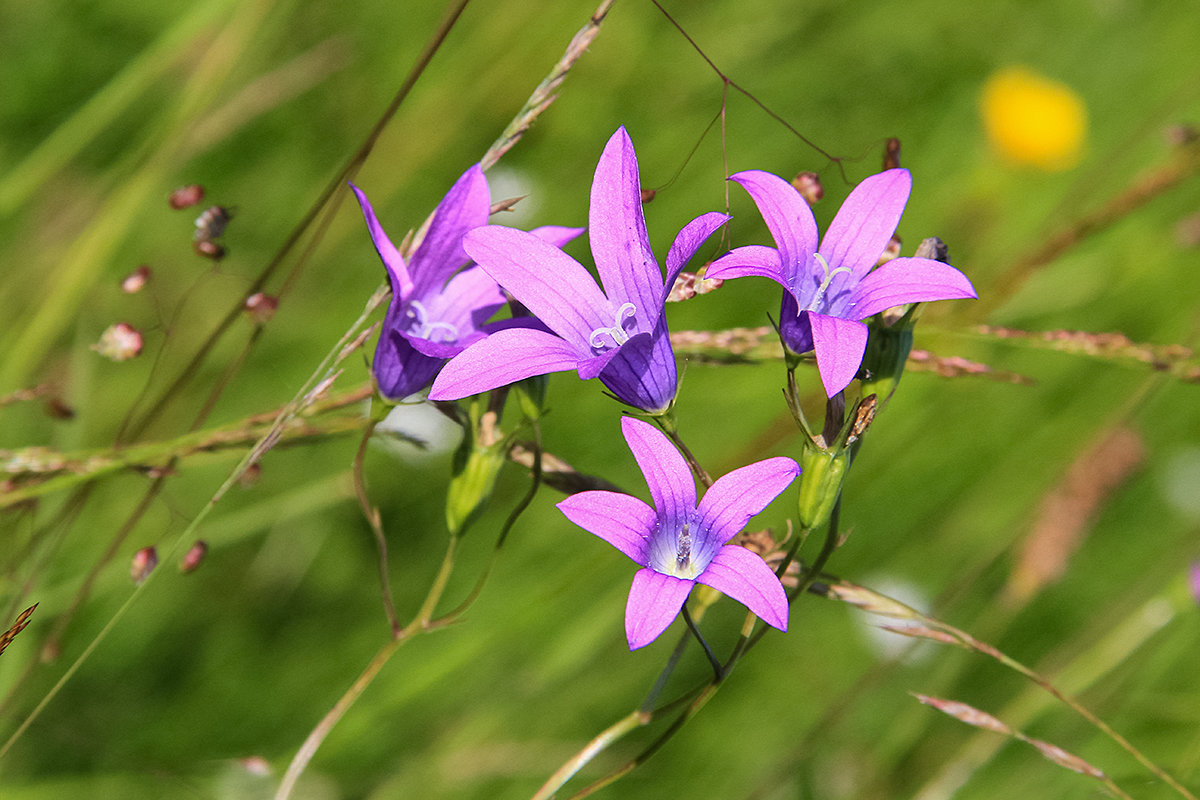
[
  {"x1": 675, "y1": 521, "x2": 692, "y2": 571},
  {"x1": 589, "y1": 302, "x2": 637, "y2": 349},
  {"x1": 807, "y1": 253, "x2": 853, "y2": 312}
]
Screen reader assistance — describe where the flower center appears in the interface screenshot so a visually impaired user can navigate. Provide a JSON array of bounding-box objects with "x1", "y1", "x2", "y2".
[
  {"x1": 806, "y1": 254, "x2": 853, "y2": 312},
  {"x1": 589, "y1": 302, "x2": 637, "y2": 349},
  {"x1": 404, "y1": 300, "x2": 459, "y2": 343}
]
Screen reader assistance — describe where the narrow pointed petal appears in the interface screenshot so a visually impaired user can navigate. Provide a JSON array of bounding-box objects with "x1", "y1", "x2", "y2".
[
  {"x1": 589, "y1": 127, "x2": 663, "y2": 315},
  {"x1": 350, "y1": 183, "x2": 413, "y2": 299},
  {"x1": 729, "y1": 170, "x2": 819, "y2": 290},
  {"x1": 846, "y1": 257, "x2": 978, "y2": 319},
  {"x1": 696, "y1": 456, "x2": 800, "y2": 545},
  {"x1": 819, "y1": 169, "x2": 910, "y2": 281},
  {"x1": 620, "y1": 417, "x2": 697, "y2": 524},
  {"x1": 409, "y1": 164, "x2": 490, "y2": 296},
  {"x1": 625, "y1": 568, "x2": 693, "y2": 650},
  {"x1": 597, "y1": 317, "x2": 677, "y2": 414},
  {"x1": 808, "y1": 312, "x2": 869, "y2": 397},
  {"x1": 373, "y1": 328, "x2": 442, "y2": 400},
  {"x1": 662, "y1": 211, "x2": 730, "y2": 301},
  {"x1": 428, "y1": 327, "x2": 579, "y2": 400},
  {"x1": 556, "y1": 491, "x2": 655, "y2": 564},
  {"x1": 698, "y1": 546, "x2": 788, "y2": 631},
  {"x1": 705, "y1": 245, "x2": 785, "y2": 284},
  {"x1": 530, "y1": 225, "x2": 586, "y2": 249},
  {"x1": 463, "y1": 226, "x2": 610, "y2": 351}
]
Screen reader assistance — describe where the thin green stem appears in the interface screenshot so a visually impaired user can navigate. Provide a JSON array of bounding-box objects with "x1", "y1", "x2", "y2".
[
  {"x1": 353, "y1": 418, "x2": 399, "y2": 634},
  {"x1": 681, "y1": 603, "x2": 722, "y2": 682}
]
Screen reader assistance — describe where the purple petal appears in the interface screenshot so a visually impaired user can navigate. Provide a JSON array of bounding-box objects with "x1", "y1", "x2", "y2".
[
  {"x1": 428, "y1": 326, "x2": 580, "y2": 400},
  {"x1": 777, "y1": 290, "x2": 813, "y2": 355},
  {"x1": 372, "y1": 328, "x2": 442, "y2": 400},
  {"x1": 625, "y1": 568, "x2": 693, "y2": 650},
  {"x1": 729, "y1": 170, "x2": 819, "y2": 291},
  {"x1": 620, "y1": 417, "x2": 697, "y2": 525},
  {"x1": 408, "y1": 164, "x2": 490, "y2": 297},
  {"x1": 422, "y1": 265, "x2": 505, "y2": 336},
  {"x1": 819, "y1": 169, "x2": 910, "y2": 282},
  {"x1": 697, "y1": 546, "x2": 788, "y2": 631},
  {"x1": 350, "y1": 182, "x2": 413, "y2": 299},
  {"x1": 705, "y1": 245, "x2": 785, "y2": 284},
  {"x1": 463, "y1": 226, "x2": 610, "y2": 351},
  {"x1": 846, "y1": 256, "x2": 978, "y2": 319},
  {"x1": 530, "y1": 225, "x2": 586, "y2": 249},
  {"x1": 588, "y1": 127, "x2": 663, "y2": 320},
  {"x1": 662, "y1": 212, "x2": 730, "y2": 302},
  {"x1": 808, "y1": 312, "x2": 869, "y2": 397},
  {"x1": 696, "y1": 456, "x2": 800, "y2": 546},
  {"x1": 598, "y1": 317, "x2": 677, "y2": 414},
  {"x1": 405, "y1": 335, "x2": 463, "y2": 359},
  {"x1": 556, "y1": 491, "x2": 655, "y2": 564},
  {"x1": 577, "y1": 341, "x2": 628, "y2": 381}
]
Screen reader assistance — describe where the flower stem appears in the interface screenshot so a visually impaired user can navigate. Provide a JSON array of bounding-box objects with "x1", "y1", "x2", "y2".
[
  {"x1": 352, "y1": 416, "x2": 399, "y2": 635},
  {"x1": 681, "y1": 603, "x2": 722, "y2": 682},
  {"x1": 650, "y1": 413, "x2": 712, "y2": 488}
]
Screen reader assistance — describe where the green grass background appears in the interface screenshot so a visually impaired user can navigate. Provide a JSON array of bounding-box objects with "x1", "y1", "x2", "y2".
[{"x1": 2, "y1": 0, "x2": 1200, "y2": 798}]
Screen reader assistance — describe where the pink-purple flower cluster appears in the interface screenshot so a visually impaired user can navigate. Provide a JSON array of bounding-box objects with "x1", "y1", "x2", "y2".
[{"x1": 352, "y1": 126, "x2": 976, "y2": 649}]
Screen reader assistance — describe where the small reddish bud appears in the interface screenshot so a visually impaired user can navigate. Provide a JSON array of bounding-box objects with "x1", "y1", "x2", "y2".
[
  {"x1": 875, "y1": 234, "x2": 902, "y2": 267},
  {"x1": 131, "y1": 546, "x2": 158, "y2": 585},
  {"x1": 121, "y1": 265, "x2": 152, "y2": 294},
  {"x1": 194, "y1": 205, "x2": 232, "y2": 241},
  {"x1": 180, "y1": 540, "x2": 209, "y2": 574},
  {"x1": 640, "y1": 188, "x2": 657, "y2": 204},
  {"x1": 92, "y1": 322, "x2": 143, "y2": 361},
  {"x1": 169, "y1": 184, "x2": 205, "y2": 210},
  {"x1": 238, "y1": 462, "x2": 262, "y2": 488},
  {"x1": 790, "y1": 172, "x2": 823, "y2": 205},
  {"x1": 44, "y1": 396, "x2": 75, "y2": 420},
  {"x1": 240, "y1": 756, "x2": 271, "y2": 776},
  {"x1": 193, "y1": 239, "x2": 226, "y2": 260},
  {"x1": 883, "y1": 137, "x2": 902, "y2": 170},
  {"x1": 244, "y1": 293, "x2": 279, "y2": 324}
]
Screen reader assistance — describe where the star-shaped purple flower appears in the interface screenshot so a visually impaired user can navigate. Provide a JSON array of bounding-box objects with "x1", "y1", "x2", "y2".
[
  {"x1": 706, "y1": 168, "x2": 977, "y2": 397},
  {"x1": 557, "y1": 416, "x2": 799, "y2": 650},
  {"x1": 351, "y1": 165, "x2": 504, "y2": 401},
  {"x1": 428, "y1": 127, "x2": 729, "y2": 414}
]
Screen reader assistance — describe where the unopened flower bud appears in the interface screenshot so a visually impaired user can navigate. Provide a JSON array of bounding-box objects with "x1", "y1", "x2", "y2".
[
  {"x1": 640, "y1": 188, "x2": 657, "y2": 204},
  {"x1": 169, "y1": 184, "x2": 205, "y2": 210},
  {"x1": 180, "y1": 540, "x2": 208, "y2": 574},
  {"x1": 121, "y1": 265, "x2": 151, "y2": 294},
  {"x1": 875, "y1": 234, "x2": 902, "y2": 267},
  {"x1": 445, "y1": 403, "x2": 507, "y2": 536},
  {"x1": 790, "y1": 172, "x2": 823, "y2": 205},
  {"x1": 194, "y1": 205, "x2": 232, "y2": 241},
  {"x1": 193, "y1": 239, "x2": 226, "y2": 260},
  {"x1": 797, "y1": 443, "x2": 848, "y2": 530},
  {"x1": 93, "y1": 323, "x2": 143, "y2": 361},
  {"x1": 131, "y1": 546, "x2": 158, "y2": 585},
  {"x1": 244, "y1": 293, "x2": 279, "y2": 324},
  {"x1": 883, "y1": 137, "x2": 902, "y2": 170}
]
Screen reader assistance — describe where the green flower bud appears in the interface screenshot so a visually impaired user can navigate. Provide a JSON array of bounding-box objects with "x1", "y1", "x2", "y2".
[{"x1": 797, "y1": 442, "x2": 849, "y2": 530}]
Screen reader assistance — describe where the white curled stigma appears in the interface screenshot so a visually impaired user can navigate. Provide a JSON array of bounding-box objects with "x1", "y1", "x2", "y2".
[
  {"x1": 806, "y1": 254, "x2": 853, "y2": 312},
  {"x1": 589, "y1": 302, "x2": 637, "y2": 349},
  {"x1": 405, "y1": 300, "x2": 459, "y2": 343}
]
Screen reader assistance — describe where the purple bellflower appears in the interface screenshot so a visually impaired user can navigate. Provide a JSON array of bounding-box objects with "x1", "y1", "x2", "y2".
[
  {"x1": 706, "y1": 169, "x2": 977, "y2": 397},
  {"x1": 351, "y1": 165, "x2": 502, "y2": 401},
  {"x1": 428, "y1": 127, "x2": 729, "y2": 414},
  {"x1": 557, "y1": 417, "x2": 799, "y2": 650}
]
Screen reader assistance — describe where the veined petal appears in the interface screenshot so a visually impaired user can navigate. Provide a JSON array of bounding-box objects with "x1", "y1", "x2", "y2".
[
  {"x1": 819, "y1": 169, "x2": 910, "y2": 282},
  {"x1": 778, "y1": 290, "x2": 814, "y2": 355},
  {"x1": 846, "y1": 256, "x2": 978, "y2": 319},
  {"x1": 530, "y1": 225, "x2": 586, "y2": 249},
  {"x1": 696, "y1": 456, "x2": 800, "y2": 546},
  {"x1": 556, "y1": 491, "x2": 655, "y2": 564},
  {"x1": 577, "y1": 343, "x2": 627, "y2": 381},
  {"x1": 589, "y1": 127, "x2": 663, "y2": 320},
  {"x1": 625, "y1": 568, "x2": 693, "y2": 650},
  {"x1": 373, "y1": 329, "x2": 442, "y2": 401},
  {"x1": 705, "y1": 245, "x2": 785, "y2": 284},
  {"x1": 620, "y1": 417, "x2": 697, "y2": 525},
  {"x1": 428, "y1": 326, "x2": 579, "y2": 400},
  {"x1": 808, "y1": 312, "x2": 869, "y2": 397},
  {"x1": 598, "y1": 317, "x2": 678, "y2": 414},
  {"x1": 463, "y1": 226, "x2": 610, "y2": 351},
  {"x1": 729, "y1": 170, "x2": 819, "y2": 290},
  {"x1": 350, "y1": 182, "x2": 413, "y2": 299},
  {"x1": 697, "y1": 546, "x2": 788, "y2": 631},
  {"x1": 423, "y1": 265, "x2": 505, "y2": 335},
  {"x1": 662, "y1": 212, "x2": 730, "y2": 303},
  {"x1": 409, "y1": 164, "x2": 490, "y2": 296}
]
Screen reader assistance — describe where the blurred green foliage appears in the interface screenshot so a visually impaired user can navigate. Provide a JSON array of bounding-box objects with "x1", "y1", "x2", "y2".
[{"x1": 2, "y1": 0, "x2": 1200, "y2": 798}]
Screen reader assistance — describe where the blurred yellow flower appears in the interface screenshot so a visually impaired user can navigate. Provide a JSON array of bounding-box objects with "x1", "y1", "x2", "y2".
[{"x1": 981, "y1": 66, "x2": 1087, "y2": 171}]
